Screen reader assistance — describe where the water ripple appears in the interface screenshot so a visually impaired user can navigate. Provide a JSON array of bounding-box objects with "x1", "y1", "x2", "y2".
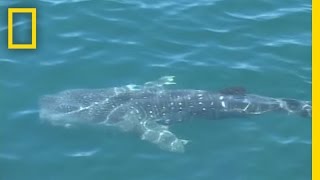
[
  {"x1": 0, "y1": 1, "x2": 18, "y2": 7},
  {"x1": 0, "y1": 153, "x2": 20, "y2": 160},
  {"x1": 269, "y1": 135, "x2": 311, "y2": 145},
  {"x1": 0, "y1": 0, "x2": 311, "y2": 178},
  {"x1": 0, "y1": 58, "x2": 19, "y2": 64},
  {"x1": 226, "y1": 6, "x2": 310, "y2": 21},
  {"x1": 0, "y1": 80, "x2": 23, "y2": 88},
  {"x1": 59, "y1": 46, "x2": 84, "y2": 55},
  {"x1": 39, "y1": 59, "x2": 66, "y2": 66},
  {"x1": 58, "y1": 31, "x2": 84, "y2": 38},
  {"x1": 9, "y1": 109, "x2": 38, "y2": 120},
  {"x1": 40, "y1": 0, "x2": 89, "y2": 6},
  {"x1": 231, "y1": 62, "x2": 262, "y2": 72},
  {"x1": 0, "y1": 20, "x2": 28, "y2": 32},
  {"x1": 201, "y1": 27, "x2": 230, "y2": 34},
  {"x1": 51, "y1": 15, "x2": 71, "y2": 20},
  {"x1": 65, "y1": 149, "x2": 99, "y2": 157}
]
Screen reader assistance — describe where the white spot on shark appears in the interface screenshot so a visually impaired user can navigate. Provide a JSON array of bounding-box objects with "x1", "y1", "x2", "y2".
[{"x1": 221, "y1": 101, "x2": 226, "y2": 108}]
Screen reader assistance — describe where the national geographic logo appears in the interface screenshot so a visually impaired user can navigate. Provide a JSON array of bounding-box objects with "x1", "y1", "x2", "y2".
[{"x1": 7, "y1": 8, "x2": 37, "y2": 49}]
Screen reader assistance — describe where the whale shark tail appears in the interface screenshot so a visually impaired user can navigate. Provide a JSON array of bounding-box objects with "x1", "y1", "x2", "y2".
[{"x1": 281, "y1": 98, "x2": 311, "y2": 118}]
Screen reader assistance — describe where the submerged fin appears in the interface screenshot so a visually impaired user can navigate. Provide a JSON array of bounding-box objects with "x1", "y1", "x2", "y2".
[
  {"x1": 144, "y1": 76, "x2": 176, "y2": 90},
  {"x1": 138, "y1": 120, "x2": 188, "y2": 153},
  {"x1": 108, "y1": 106, "x2": 188, "y2": 153},
  {"x1": 219, "y1": 86, "x2": 246, "y2": 95},
  {"x1": 110, "y1": 76, "x2": 176, "y2": 94},
  {"x1": 281, "y1": 98, "x2": 311, "y2": 118}
]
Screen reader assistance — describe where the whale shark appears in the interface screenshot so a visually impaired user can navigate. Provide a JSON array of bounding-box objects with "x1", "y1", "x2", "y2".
[{"x1": 39, "y1": 76, "x2": 311, "y2": 152}]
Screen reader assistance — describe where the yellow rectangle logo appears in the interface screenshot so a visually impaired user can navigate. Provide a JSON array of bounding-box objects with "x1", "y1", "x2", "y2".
[{"x1": 8, "y1": 8, "x2": 37, "y2": 49}]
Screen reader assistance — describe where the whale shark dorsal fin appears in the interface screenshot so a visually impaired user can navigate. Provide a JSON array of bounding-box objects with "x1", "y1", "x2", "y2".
[{"x1": 219, "y1": 86, "x2": 247, "y2": 95}]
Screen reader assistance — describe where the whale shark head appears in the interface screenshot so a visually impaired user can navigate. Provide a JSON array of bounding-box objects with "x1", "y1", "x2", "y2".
[
  {"x1": 39, "y1": 89, "x2": 114, "y2": 126},
  {"x1": 39, "y1": 88, "x2": 137, "y2": 126},
  {"x1": 39, "y1": 93, "x2": 84, "y2": 126}
]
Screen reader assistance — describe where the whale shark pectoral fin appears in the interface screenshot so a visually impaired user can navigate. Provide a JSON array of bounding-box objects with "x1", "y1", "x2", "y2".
[
  {"x1": 138, "y1": 120, "x2": 187, "y2": 153},
  {"x1": 109, "y1": 108, "x2": 141, "y2": 132},
  {"x1": 106, "y1": 106, "x2": 188, "y2": 152},
  {"x1": 114, "y1": 117, "x2": 138, "y2": 132},
  {"x1": 219, "y1": 86, "x2": 247, "y2": 95},
  {"x1": 180, "y1": 139, "x2": 190, "y2": 145},
  {"x1": 144, "y1": 76, "x2": 176, "y2": 89}
]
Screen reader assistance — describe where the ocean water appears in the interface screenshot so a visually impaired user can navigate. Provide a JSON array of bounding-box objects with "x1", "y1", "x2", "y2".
[{"x1": 0, "y1": 0, "x2": 311, "y2": 179}]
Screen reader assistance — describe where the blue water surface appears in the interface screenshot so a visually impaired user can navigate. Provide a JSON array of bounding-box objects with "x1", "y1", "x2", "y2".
[{"x1": 0, "y1": 0, "x2": 311, "y2": 179}]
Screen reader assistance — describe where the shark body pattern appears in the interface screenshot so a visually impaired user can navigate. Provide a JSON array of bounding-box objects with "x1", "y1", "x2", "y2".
[{"x1": 39, "y1": 76, "x2": 311, "y2": 152}]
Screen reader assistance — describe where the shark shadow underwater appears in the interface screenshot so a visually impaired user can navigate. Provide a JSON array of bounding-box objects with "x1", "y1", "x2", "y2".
[{"x1": 39, "y1": 76, "x2": 311, "y2": 152}]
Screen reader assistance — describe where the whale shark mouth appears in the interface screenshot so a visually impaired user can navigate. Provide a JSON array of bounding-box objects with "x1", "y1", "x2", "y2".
[{"x1": 39, "y1": 95, "x2": 80, "y2": 124}]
